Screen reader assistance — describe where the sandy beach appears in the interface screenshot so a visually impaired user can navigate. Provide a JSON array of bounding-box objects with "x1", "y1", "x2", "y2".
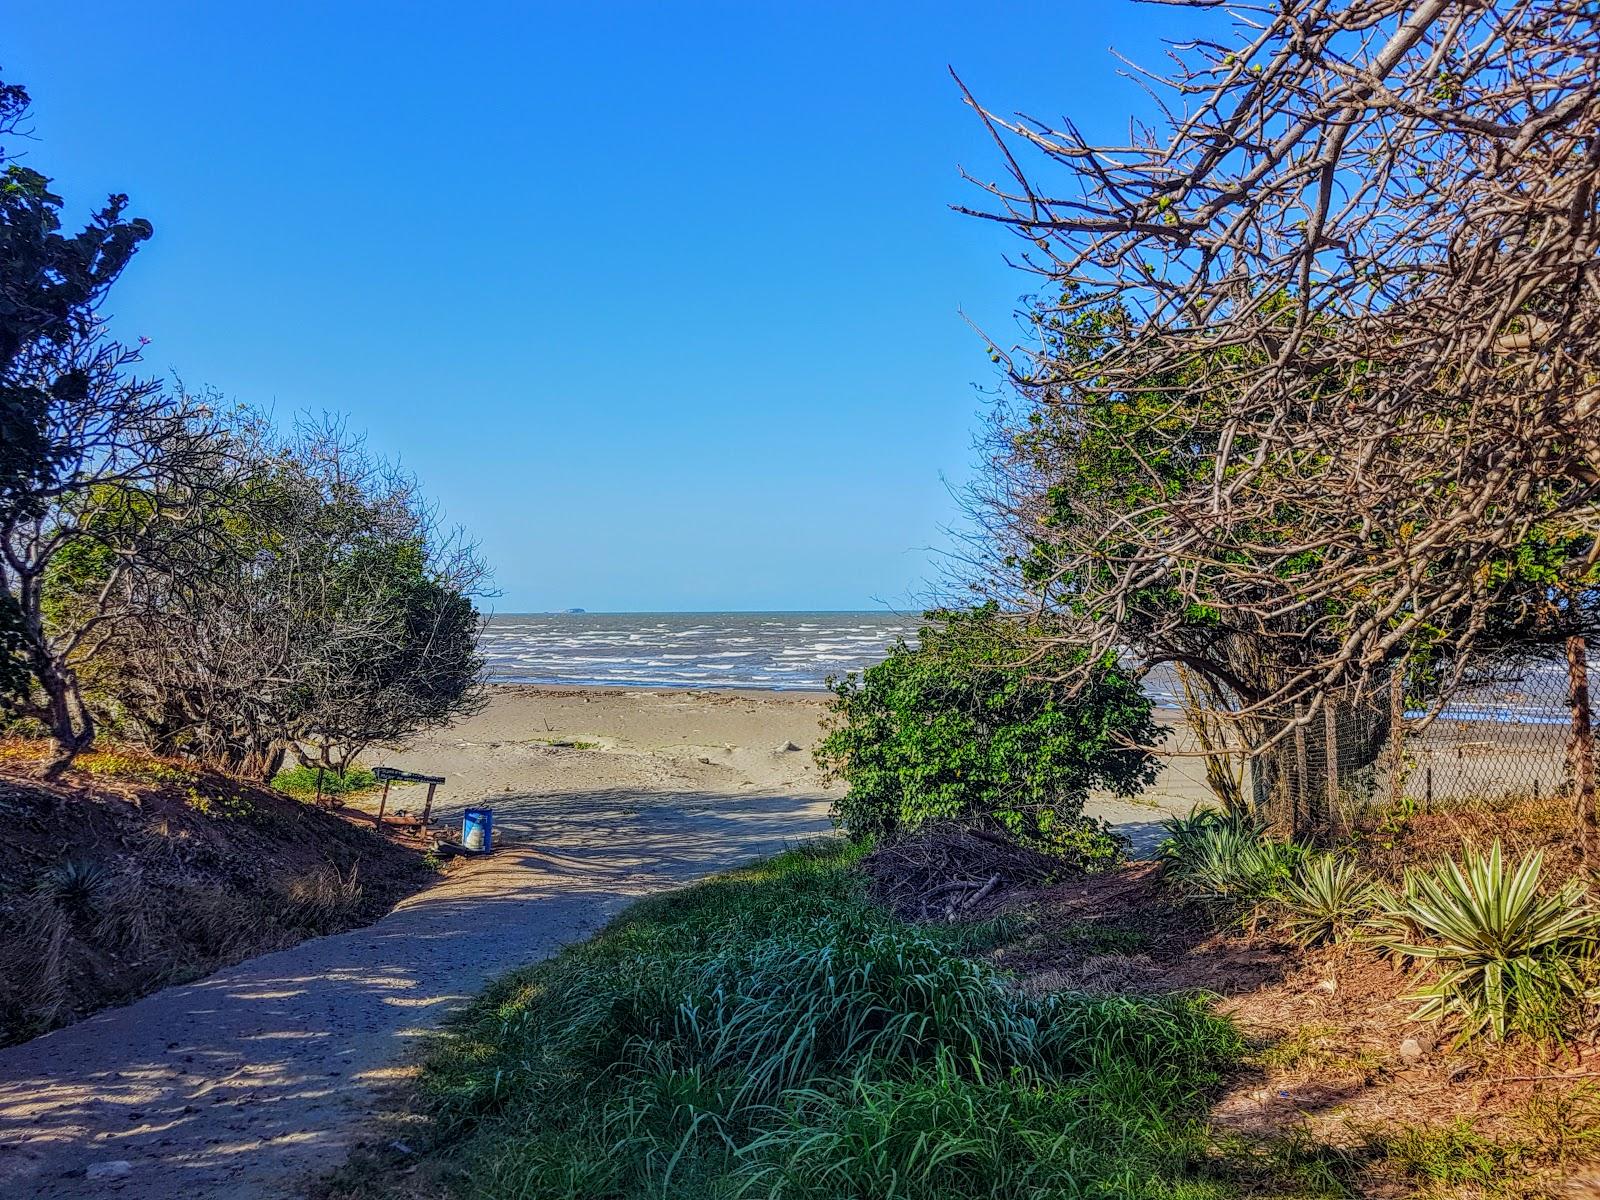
[
  {"x1": 364, "y1": 685, "x2": 837, "y2": 835},
  {"x1": 364, "y1": 685, "x2": 1572, "y2": 855},
  {"x1": 355, "y1": 685, "x2": 1211, "y2": 856}
]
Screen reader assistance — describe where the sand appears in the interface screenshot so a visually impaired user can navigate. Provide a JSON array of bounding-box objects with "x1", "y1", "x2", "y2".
[
  {"x1": 360, "y1": 685, "x2": 1206, "y2": 856},
  {"x1": 366, "y1": 685, "x2": 840, "y2": 830},
  {"x1": 0, "y1": 685, "x2": 1207, "y2": 1199}
]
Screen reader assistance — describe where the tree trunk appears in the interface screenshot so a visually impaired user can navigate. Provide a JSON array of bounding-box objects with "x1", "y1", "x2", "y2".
[
  {"x1": 34, "y1": 654, "x2": 93, "y2": 779},
  {"x1": 1567, "y1": 635, "x2": 1598, "y2": 863},
  {"x1": 15, "y1": 583, "x2": 93, "y2": 777}
]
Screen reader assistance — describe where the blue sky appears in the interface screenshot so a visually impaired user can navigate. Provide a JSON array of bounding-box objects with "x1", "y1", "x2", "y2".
[{"x1": 7, "y1": 1, "x2": 1191, "y2": 612}]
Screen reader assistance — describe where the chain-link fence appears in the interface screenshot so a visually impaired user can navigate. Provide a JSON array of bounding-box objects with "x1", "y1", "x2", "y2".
[{"x1": 1141, "y1": 649, "x2": 1595, "y2": 832}]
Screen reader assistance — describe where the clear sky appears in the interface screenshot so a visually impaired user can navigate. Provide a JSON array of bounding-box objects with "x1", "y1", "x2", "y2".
[{"x1": 7, "y1": 1, "x2": 1191, "y2": 613}]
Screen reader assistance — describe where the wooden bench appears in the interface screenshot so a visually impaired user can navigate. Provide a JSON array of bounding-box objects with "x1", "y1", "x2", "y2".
[{"x1": 370, "y1": 766, "x2": 447, "y2": 831}]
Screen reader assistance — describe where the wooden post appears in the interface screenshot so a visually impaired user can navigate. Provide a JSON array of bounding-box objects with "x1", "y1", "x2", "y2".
[
  {"x1": 374, "y1": 778, "x2": 391, "y2": 829},
  {"x1": 1292, "y1": 703, "x2": 1309, "y2": 838},
  {"x1": 422, "y1": 781, "x2": 438, "y2": 825},
  {"x1": 315, "y1": 765, "x2": 325, "y2": 807},
  {"x1": 1566, "y1": 635, "x2": 1597, "y2": 862},
  {"x1": 1324, "y1": 699, "x2": 1339, "y2": 833},
  {"x1": 1389, "y1": 660, "x2": 1407, "y2": 809},
  {"x1": 1425, "y1": 761, "x2": 1434, "y2": 810}
]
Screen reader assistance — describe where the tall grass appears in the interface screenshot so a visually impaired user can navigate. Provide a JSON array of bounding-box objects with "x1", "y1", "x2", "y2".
[{"x1": 410, "y1": 841, "x2": 1243, "y2": 1199}]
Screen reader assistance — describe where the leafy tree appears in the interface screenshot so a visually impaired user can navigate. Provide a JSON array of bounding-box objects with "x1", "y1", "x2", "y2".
[
  {"x1": 0, "y1": 70, "x2": 186, "y2": 765},
  {"x1": 815, "y1": 606, "x2": 1163, "y2": 863},
  {"x1": 77, "y1": 418, "x2": 487, "y2": 779},
  {"x1": 1, "y1": 70, "x2": 151, "y2": 517}
]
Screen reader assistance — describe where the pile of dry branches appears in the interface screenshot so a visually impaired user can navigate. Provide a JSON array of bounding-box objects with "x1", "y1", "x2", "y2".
[{"x1": 862, "y1": 826, "x2": 1064, "y2": 920}]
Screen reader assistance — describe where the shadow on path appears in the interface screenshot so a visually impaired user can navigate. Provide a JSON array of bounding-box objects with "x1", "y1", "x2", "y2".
[{"x1": 0, "y1": 787, "x2": 831, "y2": 1198}]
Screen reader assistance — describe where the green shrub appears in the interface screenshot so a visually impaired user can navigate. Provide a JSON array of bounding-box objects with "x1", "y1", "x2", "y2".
[
  {"x1": 271, "y1": 763, "x2": 378, "y2": 798},
  {"x1": 1371, "y1": 841, "x2": 1600, "y2": 1042},
  {"x1": 815, "y1": 605, "x2": 1162, "y2": 863},
  {"x1": 414, "y1": 841, "x2": 1243, "y2": 1200},
  {"x1": 1280, "y1": 852, "x2": 1376, "y2": 947}
]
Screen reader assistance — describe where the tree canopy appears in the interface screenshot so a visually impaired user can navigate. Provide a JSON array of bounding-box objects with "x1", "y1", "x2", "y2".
[{"x1": 962, "y1": 0, "x2": 1600, "y2": 730}]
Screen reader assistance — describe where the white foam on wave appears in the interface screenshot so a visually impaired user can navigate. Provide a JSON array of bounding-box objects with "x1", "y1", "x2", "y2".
[{"x1": 481, "y1": 613, "x2": 915, "y2": 689}]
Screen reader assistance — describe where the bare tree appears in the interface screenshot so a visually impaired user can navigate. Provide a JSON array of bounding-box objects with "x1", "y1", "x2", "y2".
[
  {"x1": 961, "y1": 1, "x2": 1600, "y2": 802},
  {"x1": 0, "y1": 340, "x2": 226, "y2": 775},
  {"x1": 102, "y1": 417, "x2": 488, "y2": 780}
]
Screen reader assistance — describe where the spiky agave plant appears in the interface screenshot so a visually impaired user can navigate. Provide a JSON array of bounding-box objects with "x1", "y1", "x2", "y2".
[
  {"x1": 1373, "y1": 842, "x2": 1600, "y2": 1042},
  {"x1": 1362, "y1": 874, "x2": 1427, "y2": 967},
  {"x1": 34, "y1": 857, "x2": 113, "y2": 917},
  {"x1": 1279, "y1": 852, "x2": 1376, "y2": 947},
  {"x1": 1156, "y1": 806, "x2": 1251, "y2": 866},
  {"x1": 1159, "y1": 808, "x2": 1297, "y2": 913}
]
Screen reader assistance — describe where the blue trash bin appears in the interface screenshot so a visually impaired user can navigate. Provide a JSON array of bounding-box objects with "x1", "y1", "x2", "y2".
[{"x1": 462, "y1": 808, "x2": 494, "y2": 853}]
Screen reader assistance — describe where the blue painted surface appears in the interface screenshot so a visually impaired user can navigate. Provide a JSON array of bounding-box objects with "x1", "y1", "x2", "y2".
[{"x1": 462, "y1": 808, "x2": 494, "y2": 853}]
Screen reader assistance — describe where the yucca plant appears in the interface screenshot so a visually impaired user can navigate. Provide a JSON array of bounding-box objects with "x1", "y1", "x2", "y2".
[
  {"x1": 1279, "y1": 852, "x2": 1376, "y2": 947},
  {"x1": 1159, "y1": 808, "x2": 1297, "y2": 915},
  {"x1": 34, "y1": 857, "x2": 113, "y2": 917},
  {"x1": 1363, "y1": 875, "x2": 1428, "y2": 965},
  {"x1": 1157, "y1": 806, "x2": 1252, "y2": 866},
  {"x1": 1372, "y1": 842, "x2": 1600, "y2": 1042}
]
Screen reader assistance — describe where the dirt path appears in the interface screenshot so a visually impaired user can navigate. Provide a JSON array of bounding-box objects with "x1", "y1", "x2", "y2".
[
  {"x1": 0, "y1": 686, "x2": 1188, "y2": 1197},
  {"x1": 0, "y1": 786, "x2": 832, "y2": 1198}
]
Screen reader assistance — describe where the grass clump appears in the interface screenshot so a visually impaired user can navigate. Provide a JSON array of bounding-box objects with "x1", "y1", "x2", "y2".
[
  {"x1": 271, "y1": 763, "x2": 379, "y2": 798},
  {"x1": 279, "y1": 863, "x2": 364, "y2": 933},
  {"x1": 403, "y1": 840, "x2": 1243, "y2": 1199}
]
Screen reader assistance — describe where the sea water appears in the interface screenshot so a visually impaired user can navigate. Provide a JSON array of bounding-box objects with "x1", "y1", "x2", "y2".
[
  {"x1": 480, "y1": 611, "x2": 919, "y2": 690},
  {"x1": 481, "y1": 611, "x2": 1586, "y2": 723}
]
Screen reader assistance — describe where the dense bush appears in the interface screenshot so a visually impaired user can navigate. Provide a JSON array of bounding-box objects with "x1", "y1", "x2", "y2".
[
  {"x1": 815, "y1": 606, "x2": 1162, "y2": 862},
  {"x1": 412, "y1": 841, "x2": 1242, "y2": 1199}
]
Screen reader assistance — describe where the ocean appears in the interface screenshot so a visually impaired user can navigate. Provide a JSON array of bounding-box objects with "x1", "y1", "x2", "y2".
[
  {"x1": 480, "y1": 611, "x2": 1585, "y2": 724},
  {"x1": 480, "y1": 612, "x2": 919, "y2": 690}
]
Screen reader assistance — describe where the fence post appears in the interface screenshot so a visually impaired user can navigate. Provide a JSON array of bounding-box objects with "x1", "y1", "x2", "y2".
[
  {"x1": 1324, "y1": 699, "x2": 1339, "y2": 834},
  {"x1": 1566, "y1": 635, "x2": 1597, "y2": 862},
  {"x1": 1292, "y1": 702, "x2": 1309, "y2": 838},
  {"x1": 1388, "y1": 660, "x2": 1406, "y2": 809}
]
